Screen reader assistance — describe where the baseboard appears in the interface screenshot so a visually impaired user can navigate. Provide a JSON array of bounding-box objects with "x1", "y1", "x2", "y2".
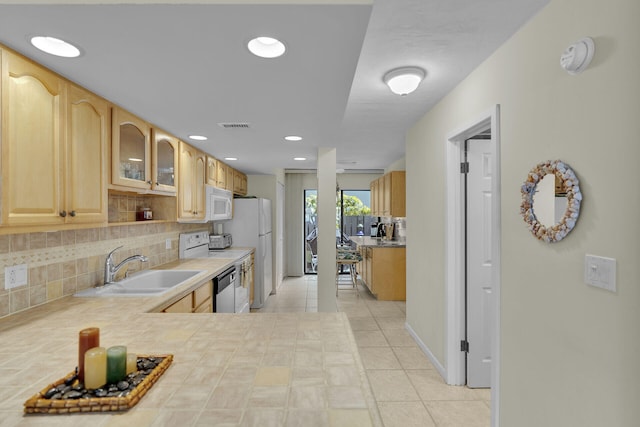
[{"x1": 405, "y1": 322, "x2": 447, "y2": 381}]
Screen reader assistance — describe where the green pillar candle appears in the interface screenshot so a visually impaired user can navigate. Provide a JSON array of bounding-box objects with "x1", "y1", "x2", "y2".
[{"x1": 106, "y1": 345, "x2": 127, "y2": 384}]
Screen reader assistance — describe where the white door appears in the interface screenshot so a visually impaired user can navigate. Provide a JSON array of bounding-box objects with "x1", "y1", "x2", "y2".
[{"x1": 466, "y1": 138, "x2": 493, "y2": 388}]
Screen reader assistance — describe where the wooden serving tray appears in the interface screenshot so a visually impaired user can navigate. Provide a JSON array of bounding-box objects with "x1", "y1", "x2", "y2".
[{"x1": 24, "y1": 354, "x2": 173, "y2": 414}]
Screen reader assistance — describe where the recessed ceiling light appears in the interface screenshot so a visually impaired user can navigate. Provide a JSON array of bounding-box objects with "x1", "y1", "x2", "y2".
[
  {"x1": 30, "y1": 36, "x2": 80, "y2": 58},
  {"x1": 294, "y1": 157, "x2": 307, "y2": 161},
  {"x1": 188, "y1": 135, "x2": 207, "y2": 141},
  {"x1": 284, "y1": 136, "x2": 303, "y2": 141},
  {"x1": 247, "y1": 36, "x2": 286, "y2": 58},
  {"x1": 224, "y1": 157, "x2": 238, "y2": 161}
]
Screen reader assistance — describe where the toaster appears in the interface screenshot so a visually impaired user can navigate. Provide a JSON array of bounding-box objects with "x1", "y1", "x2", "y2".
[{"x1": 209, "y1": 234, "x2": 232, "y2": 250}]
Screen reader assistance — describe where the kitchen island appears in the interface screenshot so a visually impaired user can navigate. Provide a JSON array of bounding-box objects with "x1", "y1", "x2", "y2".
[
  {"x1": 0, "y1": 258, "x2": 382, "y2": 427},
  {"x1": 349, "y1": 237, "x2": 406, "y2": 301}
]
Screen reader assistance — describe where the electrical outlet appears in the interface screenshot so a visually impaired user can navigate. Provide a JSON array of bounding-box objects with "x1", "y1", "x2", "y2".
[
  {"x1": 584, "y1": 254, "x2": 616, "y2": 292},
  {"x1": 5, "y1": 264, "x2": 28, "y2": 290},
  {"x1": 166, "y1": 239, "x2": 171, "y2": 250}
]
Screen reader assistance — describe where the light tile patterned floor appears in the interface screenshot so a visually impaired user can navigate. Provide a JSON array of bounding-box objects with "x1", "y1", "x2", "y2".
[{"x1": 256, "y1": 275, "x2": 491, "y2": 427}]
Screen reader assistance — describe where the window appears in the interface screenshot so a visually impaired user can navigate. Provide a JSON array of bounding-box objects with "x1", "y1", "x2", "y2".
[{"x1": 303, "y1": 188, "x2": 373, "y2": 274}]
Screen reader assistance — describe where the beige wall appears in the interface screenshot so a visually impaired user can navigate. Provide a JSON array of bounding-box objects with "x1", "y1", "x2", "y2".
[{"x1": 405, "y1": 0, "x2": 640, "y2": 425}]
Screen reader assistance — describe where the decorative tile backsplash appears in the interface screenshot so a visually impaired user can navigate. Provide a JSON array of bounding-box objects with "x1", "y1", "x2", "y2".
[
  {"x1": 108, "y1": 194, "x2": 151, "y2": 223},
  {"x1": 0, "y1": 221, "x2": 211, "y2": 319}
]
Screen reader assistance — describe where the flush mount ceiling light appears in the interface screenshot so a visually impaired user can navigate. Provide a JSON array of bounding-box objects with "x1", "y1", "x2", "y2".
[
  {"x1": 383, "y1": 66, "x2": 426, "y2": 95},
  {"x1": 30, "y1": 36, "x2": 80, "y2": 58},
  {"x1": 247, "y1": 36, "x2": 286, "y2": 58},
  {"x1": 188, "y1": 135, "x2": 207, "y2": 141},
  {"x1": 284, "y1": 136, "x2": 302, "y2": 141}
]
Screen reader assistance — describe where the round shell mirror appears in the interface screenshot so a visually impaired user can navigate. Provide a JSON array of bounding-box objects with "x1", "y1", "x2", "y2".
[{"x1": 520, "y1": 160, "x2": 582, "y2": 243}]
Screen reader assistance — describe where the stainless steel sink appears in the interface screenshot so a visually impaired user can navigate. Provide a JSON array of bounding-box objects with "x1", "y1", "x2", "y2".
[{"x1": 74, "y1": 270, "x2": 206, "y2": 297}]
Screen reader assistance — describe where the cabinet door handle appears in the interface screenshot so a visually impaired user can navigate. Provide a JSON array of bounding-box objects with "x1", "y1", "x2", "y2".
[
  {"x1": 147, "y1": 180, "x2": 152, "y2": 185},
  {"x1": 155, "y1": 181, "x2": 159, "y2": 186},
  {"x1": 69, "y1": 210, "x2": 76, "y2": 217},
  {"x1": 59, "y1": 210, "x2": 67, "y2": 217}
]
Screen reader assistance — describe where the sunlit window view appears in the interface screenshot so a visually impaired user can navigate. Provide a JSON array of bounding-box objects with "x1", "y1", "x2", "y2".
[{"x1": 304, "y1": 189, "x2": 374, "y2": 274}]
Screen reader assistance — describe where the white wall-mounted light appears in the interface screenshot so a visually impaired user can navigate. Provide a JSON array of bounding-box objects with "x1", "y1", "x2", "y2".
[
  {"x1": 31, "y1": 36, "x2": 80, "y2": 58},
  {"x1": 224, "y1": 157, "x2": 237, "y2": 161},
  {"x1": 284, "y1": 135, "x2": 302, "y2": 141},
  {"x1": 248, "y1": 36, "x2": 286, "y2": 58},
  {"x1": 294, "y1": 157, "x2": 307, "y2": 161},
  {"x1": 188, "y1": 135, "x2": 207, "y2": 141},
  {"x1": 560, "y1": 37, "x2": 595, "y2": 75},
  {"x1": 383, "y1": 66, "x2": 426, "y2": 95}
]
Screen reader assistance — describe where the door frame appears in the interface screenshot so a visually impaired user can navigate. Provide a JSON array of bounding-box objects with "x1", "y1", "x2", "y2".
[{"x1": 445, "y1": 105, "x2": 501, "y2": 426}]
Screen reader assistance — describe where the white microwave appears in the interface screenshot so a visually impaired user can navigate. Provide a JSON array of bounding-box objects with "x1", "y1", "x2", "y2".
[{"x1": 207, "y1": 186, "x2": 233, "y2": 221}]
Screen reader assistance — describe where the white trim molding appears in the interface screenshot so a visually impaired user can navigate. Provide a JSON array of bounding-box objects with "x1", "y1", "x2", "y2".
[
  {"x1": 445, "y1": 105, "x2": 501, "y2": 427},
  {"x1": 405, "y1": 322, "x2": 447, "y2": 379}
]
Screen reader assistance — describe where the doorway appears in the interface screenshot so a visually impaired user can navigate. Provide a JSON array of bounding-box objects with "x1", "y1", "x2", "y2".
[
  {"x1": 303, "y1": 188, "x2": 373, "y2": 274},
  {"x1": 445, "y1": 106, "x2": 501, "y2": 426}
]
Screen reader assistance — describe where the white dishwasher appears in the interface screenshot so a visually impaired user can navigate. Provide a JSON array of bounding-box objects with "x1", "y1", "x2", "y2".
[{"x1": 212, "y1": 266, "x2": 236, "y2": 313}]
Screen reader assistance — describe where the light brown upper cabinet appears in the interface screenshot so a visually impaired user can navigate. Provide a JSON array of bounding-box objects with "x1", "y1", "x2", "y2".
[
  {"x1": 225, "y1": 164, "x2": 234, "y2": 192},
  {"x1": 66, "y1": 84, "x2": 109, "y2": 224},
  {"x1": 233, "y1": 169, "x2": 248, "y2": 196},
  {"x1": 206, "y1": 156, "x2": 218, "y2": 187},
  {"x1": 370, "y1": 171, "x2": 405, "y2": 217},
  {"x1": 178, "y1": 141, "x2": 206, "y2": 221},
  {"x1": 151, "y1": 129, "x2": 178, "y2": 194},
  {"x1": 111, "y1": 107, "x2": 151, "y2": 191},
  {"x1": 370, "y1": 178, "x2": 380, "y2": 216},
  {"x1": 1, "y1": 50, "x2": 108, "y2": 226},
  {"x1": 216, "y1": 160, "x2": 227, "y2": 189}
]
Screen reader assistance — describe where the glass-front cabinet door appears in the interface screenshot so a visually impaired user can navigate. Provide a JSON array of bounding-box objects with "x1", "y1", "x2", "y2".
[
  {"x1": 111, "y1": 107, "x2": 151, "y2": 190},
  {"x1": 151, "y1": 129, "x2": 178, "y2": 194}
]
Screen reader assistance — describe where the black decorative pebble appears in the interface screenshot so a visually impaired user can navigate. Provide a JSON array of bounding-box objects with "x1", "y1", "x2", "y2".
[
  {"x1": 64, "y1": 373, "x2": 78, "y2": 386},
  {"x1": 64, "y1": 391, "x2": 83, "y2": 399},
  {"x1": 42, "y1": 357, "x2": 164, "y2": 401},
  {"x1": 43, "y1": 387, "x2": 58, "y2": 399}
]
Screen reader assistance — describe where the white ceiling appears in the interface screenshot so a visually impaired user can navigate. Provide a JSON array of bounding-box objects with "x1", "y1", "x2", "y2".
[{"x1": 0, "y1": 0, "x2": 548, "y2": 175}]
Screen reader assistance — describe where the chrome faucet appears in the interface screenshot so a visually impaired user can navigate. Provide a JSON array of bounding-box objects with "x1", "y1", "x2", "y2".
[{"x1": 103, "y1": 246, "x2": 149, "y2": 285}]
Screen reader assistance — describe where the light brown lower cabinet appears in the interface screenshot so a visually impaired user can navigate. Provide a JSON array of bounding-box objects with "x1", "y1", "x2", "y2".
[
  {"x1": 358, "y1": 247, "x2": 405, "y2": 301},
  {"x1": 162, "y1": 280, "x2": 213, "y2": 313}
]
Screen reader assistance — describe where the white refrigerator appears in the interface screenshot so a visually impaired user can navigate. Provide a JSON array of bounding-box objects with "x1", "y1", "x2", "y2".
[{"x1": 225, "y1": 198, "x2": 272, "y2": 308}]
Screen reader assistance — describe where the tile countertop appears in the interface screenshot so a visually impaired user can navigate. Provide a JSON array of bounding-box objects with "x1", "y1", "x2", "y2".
[
  {"x1": 348, "y1": 236, "x2": 406, "y2": 248},
  {"x1": 0, "y1": 256, "x2": 382, "y2": 427}
]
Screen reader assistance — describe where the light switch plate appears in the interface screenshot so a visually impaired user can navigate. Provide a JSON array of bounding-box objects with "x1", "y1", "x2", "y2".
[
  {"x1": 584, "y1": 254, "x2": 616, "y2": 292},
  {"x1": 5, "y1": 264, "x2": 28, "y2": 290},
  {"x1": 166, "y1": 239, "x2": 171, "y2": 250}
]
